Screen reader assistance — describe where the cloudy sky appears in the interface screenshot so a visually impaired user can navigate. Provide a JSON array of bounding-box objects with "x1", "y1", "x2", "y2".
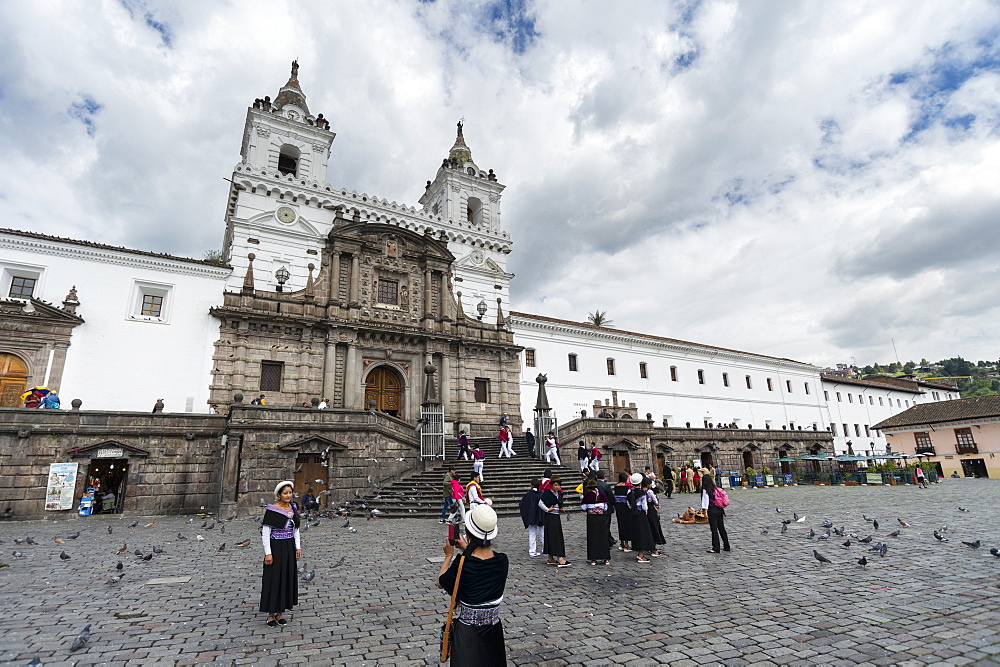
[{"x1": 2, "y1": 1, "x2": 999, "y2": 367}]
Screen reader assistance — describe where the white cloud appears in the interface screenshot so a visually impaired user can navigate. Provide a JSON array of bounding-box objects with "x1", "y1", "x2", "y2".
[{"x1": 1, "y1": 0, "x2": 999, "y2": 367}]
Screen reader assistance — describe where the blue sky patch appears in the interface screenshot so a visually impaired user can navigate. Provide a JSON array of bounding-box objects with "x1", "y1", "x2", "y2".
[
  {"x1": 118, "y1": 0, "x2": 172, "y2": 47},
  {"x1": 69, "y1": 96, "x2": 103, "y2": 137},
  {"x1": 486, "y1": 0, "x2": 539, "y2": 55}
]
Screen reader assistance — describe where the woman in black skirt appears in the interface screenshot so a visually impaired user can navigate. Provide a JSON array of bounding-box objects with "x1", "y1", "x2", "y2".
[
  {"x1": 438, "y1": 504, "x2": 509, "y2": 666},
  {"x1": 260, "y1": 481, "x2": 302, "y2": 626},
  {"x1": 612, "y1": 472, "x2": 634, "y2": 552},
  {"x1": 644, "y1": 477, "x2": 665, "y2": 555},
  {"x1": 628, "y1": 473, "x2": 655, "y2": 563},
  {"x1": 581, "y1": 478, "x2": 611, "y2": 565},
  {"x1": 540, "y1": 478, "x2": 571, "y2": 567}
]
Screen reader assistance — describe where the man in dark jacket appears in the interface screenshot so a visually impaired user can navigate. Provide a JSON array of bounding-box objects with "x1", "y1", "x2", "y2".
[
  {"x1": 518, "y1": 479, "x2": 545, "y2": 557},
  {"x1": 524, "y1": 427, "x2": 536, "y2": 458},
  {"x1": 595, "y1": 470, "x2": 616, "y2": 548}
]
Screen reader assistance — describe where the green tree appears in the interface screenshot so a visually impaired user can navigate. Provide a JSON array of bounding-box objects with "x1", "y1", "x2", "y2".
[
  {"x1": 587, "y1": 310, "x2": 614, "y2": 327},
  {"x1": 939, "y1": 357, "x2": 974, "y2": 378}
]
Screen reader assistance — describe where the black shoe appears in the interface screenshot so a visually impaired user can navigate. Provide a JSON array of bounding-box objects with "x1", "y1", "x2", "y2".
[
  {"x1": 266, "y1": 618, "x2": 278, "y2": 627},
  {"x1": 723, "y1": 547, "x2": 731, "y2": 552},
  {"x1": 277, "y1": 617, "x2": 288, "y2": 625}
]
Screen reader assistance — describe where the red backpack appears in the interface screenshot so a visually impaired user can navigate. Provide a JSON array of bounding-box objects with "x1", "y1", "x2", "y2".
[{"x1": 712, "y1": 487, "x2": 730, "y2": 509}]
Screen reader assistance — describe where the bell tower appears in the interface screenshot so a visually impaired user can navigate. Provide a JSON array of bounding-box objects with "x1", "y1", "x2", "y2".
[{"x1": 419, "y1": 122, "x2": 511, "y2": 322}]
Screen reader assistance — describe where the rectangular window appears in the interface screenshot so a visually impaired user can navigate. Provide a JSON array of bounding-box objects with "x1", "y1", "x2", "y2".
[
  {"x1": 786, "y1": 380, "x2": 792, "y2": 393},
  {"x1": 8, "y1": 276, "x2": 36, "y2": 298},
  {"x1": 697, "y1": 369, "x2": 705, "y2": 384},
  {"x1": 859, "y1": 395, "x2": 864, "y2": 404},
  {"x1": 854, "y1": 424, "x2": 861, "y2": 437},
  {"x1": 864, "y1": 425, "x2": 871, "y2": 437},
  {"x1": 141, "y1": 293, "x2": 163, "y2": 317},
  {"x1": 722, "y1": 373, "x2": 729, "y2": 387},
  {"x1": 830, "y1": 423, "x2": 838, "y2": 436},
  {"x1": 260, "y1": 361, "x2": 283, "y2": 392},
  {"x1": 474, "y1": 378, "x2": 490, "y2": 404},
  {"x1": 568, "y1": 354, "x2": 578, "y2": 372},
  {"x1": 955, "y1": 427, "x2": 977, "y2": 453},
  {"x1": 639, "y1": 362, "x2": 647, "y2": 379},
  {"x1": 897, "y1": 399, "x2": 901, "y2": 407},
  {"x1": 879, "y1": 397, "x2": 883, "y2": 406},
  {"x1": 524, "y1": 349, "x2": 535, "y2": 367},
  {"x1": 377, "y1": 279, "x2": 399, "y2": 305},
  {"x1": 824, "y1": 390, "x2": 829, "y2": 400},
  {"x1": 848, "y1": 394, "x2": 853, "y2": 403},
  {"x1": 766, "y1": 378, "x2": 773, "y2": 391},
  {"x1": 745, "y1": 375, "x2": 752, "y2": 389},
  {"x1": 843, "y1": 423, "x2": 849, "y2": 438},
  {"x1": 804, "y1": 382, "x2": 810, "y2": 395},
  {"x1": 869, "y1": 396, "x2": 874, "y2": 405},
  {"x1": 914, "y1": 432, "x2": 931, "y2": 448},
  {"x1": 670, "y1": 366, "x2": 678, "y2": 382},
  {"x1": 837, "y1": 392, "x2": 842, "y2": 402},
  {"x1": 606, "y1": 358, "x2": 616, "y2": 375}
]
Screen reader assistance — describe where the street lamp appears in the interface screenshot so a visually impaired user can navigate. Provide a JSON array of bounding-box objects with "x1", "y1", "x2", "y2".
[
  {"x1": 476, "y1": 299, "x2": 487, "y2": 321},
  {"x1": 275, "y1": 266, "x2": 290, "y2": 292}
]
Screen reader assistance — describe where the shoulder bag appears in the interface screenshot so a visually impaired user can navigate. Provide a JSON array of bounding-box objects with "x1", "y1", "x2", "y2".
[{"x1": 440, "y1": 555, "x2": 466, "y2": 662}]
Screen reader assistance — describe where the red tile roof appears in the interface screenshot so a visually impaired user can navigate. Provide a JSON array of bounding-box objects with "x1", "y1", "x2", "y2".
[{"x1": 873, "y1": 395, "x2": 1000, "y2": 430}]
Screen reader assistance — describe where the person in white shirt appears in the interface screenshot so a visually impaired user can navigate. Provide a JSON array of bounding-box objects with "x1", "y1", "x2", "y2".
[
  {"x1": 465, "y1": 471, "x2": 492, "y2": 507},
  {"x1": 544, "y1": 432, "x2": 561, "y2": 465}
]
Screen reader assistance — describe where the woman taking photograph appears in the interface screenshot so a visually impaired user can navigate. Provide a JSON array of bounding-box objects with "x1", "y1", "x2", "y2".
[
  {"x1": 700, "y1": 468, "x2": 731, "y2": 554},
  {"x1": 260, "y1": 481, "x2": 302, "y2": 626},
  {"x1": 437, "y1": 504, "x2": 509, "y2": 666}
]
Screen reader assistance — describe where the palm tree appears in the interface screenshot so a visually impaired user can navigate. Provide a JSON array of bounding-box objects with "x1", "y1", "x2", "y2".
[{"x1": 587, "y1": 310, "x2": 614, "y2": 327}]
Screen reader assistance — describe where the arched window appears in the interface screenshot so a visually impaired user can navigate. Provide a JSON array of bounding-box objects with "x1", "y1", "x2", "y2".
[
  {"x1": 466, "y1": 196, "x2": 483, "y2": 225},
  {"x1": 277, "y1": 144, "x2": 301, "y2": 176}
]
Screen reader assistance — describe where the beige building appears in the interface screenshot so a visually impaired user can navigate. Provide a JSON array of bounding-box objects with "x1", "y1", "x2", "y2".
[{"x1": 874, "y1": 395, "x2": 1000, "y2": 478}]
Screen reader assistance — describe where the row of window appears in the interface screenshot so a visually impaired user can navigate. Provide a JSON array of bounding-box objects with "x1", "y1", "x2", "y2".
[
  {"x1": 6, "y1": 270, "x2": 171, "y2": 320},
  {"x1": 830, "y1": 423, "x2": 874, "y2": 438},
  {"x1": 824, "y1": 390, "x2": 912, "y2": 409},
  {"x1": 529, "y1": 350, "x2": 813, "y2": 394},
  {"x1": 915, "y1": 428, "x2": 977, "y2": 454}
]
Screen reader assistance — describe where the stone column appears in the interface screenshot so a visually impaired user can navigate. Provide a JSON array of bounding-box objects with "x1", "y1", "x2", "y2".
[
  {"x1": 440, "y1": 353, "x2": 452, "y2": 421},
  {"x1": 349, "y1": 254, "x2": 360, "y2": 306},
  {"x1": 329, "y1": 249, "x2": 341, "y2": 302},
  {"x1": 322, "y1": 335, "x2": 338, "y2": 403},
  {"x1": 344, "y1": 344, "x2": 359, "y2": 409},
  {"x1": 423, "y1": 269, "x2": 433, "y2": 329},
  {"x1": 497, "y1": 350, "x2": 508, "y2": 416}
]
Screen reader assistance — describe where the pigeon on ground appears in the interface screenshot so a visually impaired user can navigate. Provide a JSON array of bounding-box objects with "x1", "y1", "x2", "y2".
[
  {"x1": 117, "y1": 543, "x2": 128, "y2": 554},
  {"x1": 760, "y1": 528, "x2": 769, "y2": 535},
  {"x1": 888, "y1": 530, "x2": 901, "y2": 538},
  {"x1": 116, "y1": 561, "x2": 123, "y2": 571},
  {"x1": 129, "y1": 521, "x2": 139, "y2": 528},
  {"x1": 898, "y1": 518, "x2": 910, "y2": 526},
  {"x1": 218, "y1": 543, "x2": 226, "y2": 552},
  {"x1": 879, "y1": 543, "x2": 888, "y2": 557},
  {"x1": 821, "y1": 520, "x2": 833, "y2": 528},
  {"x1": 341, "y1": 520, "x2": 351, "y2": 528},
  {"x1": 813, "y1": 550, "x2": 831, "y2": 564},
  {"x1": 781, "y1": 524, "x2": 787, "y2": 535},
  {"x1": 806, "y1": 529, "x2": 815, "y2": 539},
  {"x1": 794, "y1": 513, "x2": 805, "y2": 523},
  {"x1": 818, "y1": 530, "x2": 831, "y2": 540},
  {"x1": 859, "y1": 535, "x2": 874, "y2": 544},
  {"x1": 301, "y1": 569, "x2": 316, "y2": 582},
  {"x1": 12, "y1": 551, "x2": 24, "y2": 559},
  {"x1": 348, "y1": 527, "x2": 357, "y2": 534},
  {"x1": 134, "y1": 549, "x2": 143, "y2": 557},
  {"x1": 144, "y1": 523, "x2": 154, "y2": 528},
  {"x1": 142, "y1": 553, "x2": 153, "y2": 561},
  {"x1": 781, "y1": 518, "x2": 792, "y2": 525},
  {"x1": 54, "y1": 537, "x2": 64, "y2": 544},
  {"x1": 220, "y1": 524, "x2": 225, "y2": 534},
  {"x1": 201, "y1": 520, "x2": 208, "y2": 528},
  {"x1": 188, "y1": 517, "x2": 195, "y2": 523},
  {"x1": 332, "y1": 556, "x2": 347, "y2": 568},
  {"x1": 863, "y1": 515, "x2": 874, "y2": 523},
  {"x1": 206, "y1": 523, "x2": 214, "y2": 530},
  {"x1": 858, "y1": 556, "x2": 867, "y2": 569},
  {"x1": 842, "y1": 540, "x2": 852, "y2": 548},
  {"x1": 28, "y1": 652, "x2": 41, "y2": 666},
  {"x1": 108, "y1": 573, "x2": 124, "y2": 585},
  {"x1": 776, "y1": 508, "x2": 782, "y2": 513},
  {"x1": 67, "y1": 532, "x2": 80, "y2": 540},
  {"x1": 933, "y1": 531, "x2": 949, "y2": 542},
  {"x1": 196, "y1": 535, "x2": 204, "y2": 542},
  {"x1": 236, "y1": 539, "x2": 251, "y2": 548},
  {"x1": 59, "y1": 551, "x2": 70, "y2": 560},
  {"x1": 152, "y1": 546, "x2": 165, "y2": 554},
  {"x1": 13, "y1": 538, "x2": 23, "y2": 545},
  {"x1": 989, "y1": 548, "x2": 1000, "y2": 557},
  {"x1": 70, "y1": 624, "x2": 91, "y2": 651},
  {"x1": 873, "y1": 519, "x2": 879, "y2": 530},
  {"x1": 108, "y1": 525, "x2": 113, "y2": 534},
  {"x1": 25, "y1": 536, "x2": 36, "y2": 545},
  {"x1": 177, "y1": 533, "x2": 187, "y2": 540},
  {"x1": 962, "y1": 540, "x2": 981, "y2": 549},
  {"x1": 958, "y1": 507, "x2": 969, "y2": 512}
]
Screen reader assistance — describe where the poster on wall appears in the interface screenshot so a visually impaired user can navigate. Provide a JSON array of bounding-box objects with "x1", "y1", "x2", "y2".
[{"x1": 45, "y1": 462, "x2": 78, "y2": 511}]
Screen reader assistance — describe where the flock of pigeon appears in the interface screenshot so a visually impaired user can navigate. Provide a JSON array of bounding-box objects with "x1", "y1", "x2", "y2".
[{"x1": 763, "y1": 506, "x2": 1000, "y2": 567}]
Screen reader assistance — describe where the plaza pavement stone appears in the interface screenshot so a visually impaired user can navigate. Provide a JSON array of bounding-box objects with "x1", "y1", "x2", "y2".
[{"x1": 1, "y1": 481, "x2": 999, "y2": 665}]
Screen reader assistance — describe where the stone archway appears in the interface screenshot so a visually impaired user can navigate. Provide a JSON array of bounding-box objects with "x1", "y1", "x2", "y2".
[
  {"x1": 364, "y1": 366, "x2": 404, "y2": 417},
  {"x1": 0, "y1": 353, "x2": 29, "y2": 407}
]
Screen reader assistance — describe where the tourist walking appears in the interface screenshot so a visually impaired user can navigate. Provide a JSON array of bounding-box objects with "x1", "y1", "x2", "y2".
[
  {"x1": 588, "y1": 443, "x2": 602, "y2": 473},
  {"x1": 612, "y1": 472, "x2": 633, "y2": 552},
  {"x1": 701, "y1": 468, "x2": 731, "y2": 554},
  {"x1": 457, "y1": 430, "x2": 471, "y2": 461},
  {"x1": 915, "y1": 465, "x2": 928, "y2": 488},
  {"x1": 441, "y1": 465, "x2": 457, "y2": 522},
  {"x1": 525, "y1": 427, "x2": 536, "y2": 457},
  {"x1": 663, "y1": 466, "x2": 675, "y2": 498},
  {"x1": 577, "y1": 441, "x2": 589, "y2": 474},
  {"x1": 260, "y1": 481, "x2": 302, "y2": 627},
  {"x1": 539, "y1": 478, "x2": 570, "y2": 567},
  {"x1": 518, "y1": 480, "x2": 545, "y2": 557},
  {"x1": 582, "y1": 478, "x2": 611, "y2": 565},
  {"x1": 498, "y1": 425, "x2": 515, "y2": 458},
  {"x1": 544, "y1": 432, "x2": 561, "y2": 465},
  {"x1": 437, "y1": 504, "x2": 508, "y2": 666},
  {"x1": 471, "y1": 445, "x2": 486, "y2": 481}
]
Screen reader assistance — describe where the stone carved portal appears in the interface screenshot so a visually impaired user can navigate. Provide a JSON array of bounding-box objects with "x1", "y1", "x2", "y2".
[
  {"x1": 0, "y1": 353, "x2": 29, "y2": 407},
  {"x1": 364, "y1": 366, "x2": 404, "y2": 417}
]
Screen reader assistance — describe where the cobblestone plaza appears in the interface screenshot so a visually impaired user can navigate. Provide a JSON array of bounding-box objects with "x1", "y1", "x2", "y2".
[{"x1": 2, "y1": 480, "x2": 998, "y2": 666}]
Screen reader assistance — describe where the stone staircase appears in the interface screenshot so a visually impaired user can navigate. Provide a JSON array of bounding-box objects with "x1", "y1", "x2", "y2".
[{"x1": 348, "y1": 436, "x2": 586, "y2": 518}]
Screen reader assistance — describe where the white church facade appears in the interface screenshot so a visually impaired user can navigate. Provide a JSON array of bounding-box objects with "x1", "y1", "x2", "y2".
[{"x1": 0, "y1": 62, "x2": 960, "y2": 451}]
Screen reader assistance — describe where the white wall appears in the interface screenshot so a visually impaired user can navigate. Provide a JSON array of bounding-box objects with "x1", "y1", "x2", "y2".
[{"x1": 0, "y1": 232, "x2": 230, "y2": 412}]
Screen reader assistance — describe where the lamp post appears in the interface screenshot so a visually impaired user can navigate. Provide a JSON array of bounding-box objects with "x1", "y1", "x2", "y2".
[
  {"x1": 476, "y1": 299, "x2": 487, "y2": 321},
  {"x1": 275, "y1": 266, "x2": 290, "y2": 292}
]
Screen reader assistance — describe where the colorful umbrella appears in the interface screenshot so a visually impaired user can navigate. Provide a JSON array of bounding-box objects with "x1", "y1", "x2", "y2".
[{"x1": 19, "y1": 386, "x2": 51, "y2": 401}]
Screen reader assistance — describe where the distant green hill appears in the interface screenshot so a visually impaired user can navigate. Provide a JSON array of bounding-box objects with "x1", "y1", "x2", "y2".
[{"x1": 857, "y1": 356, "x2": 998, "y2": 399}]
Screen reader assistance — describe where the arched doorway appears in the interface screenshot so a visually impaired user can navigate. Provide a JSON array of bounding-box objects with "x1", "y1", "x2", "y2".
[
  {"x1": 742, "y1": 450, "x2": 754, "y2": 472},
  {"x1": 0, "y1": 353, "x2": 29, "y2": 407},
  {"x1": 364, "y1": 366, "x2": 403, "y2": 417}
]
